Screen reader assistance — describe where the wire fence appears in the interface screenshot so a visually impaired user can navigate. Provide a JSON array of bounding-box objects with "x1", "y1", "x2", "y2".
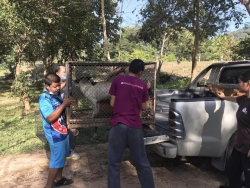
[{"x1": 66, "y1": 61, "x2": 157, "y2": 129}]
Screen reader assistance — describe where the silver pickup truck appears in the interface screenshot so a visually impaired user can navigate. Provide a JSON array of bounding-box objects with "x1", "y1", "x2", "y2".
[{"x1": 151, "y1": 60, "x2": 250, "y2": 171}]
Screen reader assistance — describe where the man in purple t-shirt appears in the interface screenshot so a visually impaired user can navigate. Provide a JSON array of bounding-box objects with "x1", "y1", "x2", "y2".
[{"x1": 108, "y1": 59, "x2": 155, "y2": 188}]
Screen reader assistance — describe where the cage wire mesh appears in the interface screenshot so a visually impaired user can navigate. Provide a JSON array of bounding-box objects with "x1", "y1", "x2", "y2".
[{"x1": 65, "y1": 61, "x2": 156, "y2": 129}]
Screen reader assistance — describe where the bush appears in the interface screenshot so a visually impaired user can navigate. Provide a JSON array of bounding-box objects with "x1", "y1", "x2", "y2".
[
  {"x1": 158, "y1": 72, "x2": 171, "y2": 84},
  {"x1": 164, "y1": 53, "x2": 176, "y2": 62},
  {"x1": 157, "y1": 72, "x2": 190, "y2": 89}
]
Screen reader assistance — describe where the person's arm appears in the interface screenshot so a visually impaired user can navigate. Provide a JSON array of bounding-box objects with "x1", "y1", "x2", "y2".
[
  {"x1": 106, "y1": 67, "x2": 126, "y2": 81},
  {"x1": 216, "y1": 91, "x2": 237, "y2": 103},
  {"x1": 141, "y1": 83, "x2": 149, "y2": 111},
  {"x1": 147, "y1": 81, "x2": 151, "y2": 89},
  {"x1": 141, "y1": 102, "x2": 147, "y2": 111},
  {"x1": 109, "y1": 77, "x2": 117, "y2": 107},
  {"x1": 110, "y1": 95, "x2": 115, "y2": 107},
  {"x1": 70, "y1": 82, "x2": 79, "y2": 110},
  {"x1": 46, "y1": 97, "x2": 76, "y2": 122}
]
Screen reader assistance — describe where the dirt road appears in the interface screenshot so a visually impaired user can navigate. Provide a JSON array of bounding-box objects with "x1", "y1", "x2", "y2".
[{"x1": 0, "y1": 143, "x2": 227, "y2": 188}]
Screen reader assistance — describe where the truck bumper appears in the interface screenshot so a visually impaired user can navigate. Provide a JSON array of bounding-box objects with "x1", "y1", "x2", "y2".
[
  {"x1": 150, "y1": 142, "x2": 177, "y2": 158},
  {"x1": 144, "y1": 135, "x2": 169, "y2": 145}
]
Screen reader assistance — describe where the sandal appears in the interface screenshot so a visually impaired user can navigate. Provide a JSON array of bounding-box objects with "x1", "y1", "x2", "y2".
[{"x1": 54, "y1": 177, "x2": 73, "y2": 187}]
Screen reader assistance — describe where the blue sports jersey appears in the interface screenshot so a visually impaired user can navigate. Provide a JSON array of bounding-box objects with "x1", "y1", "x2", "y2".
[{"x1": 39, "y1": 90, "x2": 68, "y2": 143}]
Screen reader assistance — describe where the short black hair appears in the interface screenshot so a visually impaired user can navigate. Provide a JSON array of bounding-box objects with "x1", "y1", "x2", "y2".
[
  {"x1": 129, "y1": 59, "x2": 145, "y2": 74},
  {"x1": 54, "y1": 65, "x2": 65, "y2": 74},
  {"x1": 44, "y1": 73, "x2": 60, "y2": 86},
  {"x1": 238, "y1": 70, "x2": 250, "y2": 82}
]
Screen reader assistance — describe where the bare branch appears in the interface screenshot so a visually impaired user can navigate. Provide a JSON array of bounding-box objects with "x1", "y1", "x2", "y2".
[{"x1": 239, "y1": 0, "x2": 250, "y2": 15}]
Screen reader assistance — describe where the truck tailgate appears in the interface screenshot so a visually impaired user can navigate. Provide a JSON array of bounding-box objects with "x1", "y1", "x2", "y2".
[
  {"x1": 142, "y1": 124, "x2": 169, "y2": 145},
  {"x1": 155, "y1": 112, "x2": 170, "y2": 134}
]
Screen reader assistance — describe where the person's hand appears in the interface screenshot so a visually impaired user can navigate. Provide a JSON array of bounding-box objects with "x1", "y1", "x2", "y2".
[
  {"x1": 70, "y1": 96, "x2": 78, "y2": 105},
  {"x1": 63, "y1": 97, "x2": 76, "y2": 107},
  {"x1": 70, "y1": 128, "x2": 79, "y2": 136},
  {"x1": 147, "y1": 81, "x2": 151, "y2": 89},
  {"x1": 216, "y1": 91, "x2": 225, "y2": 99},
  {"x1": 248, "y1": 150, "x2": 250, "y2": 157}
]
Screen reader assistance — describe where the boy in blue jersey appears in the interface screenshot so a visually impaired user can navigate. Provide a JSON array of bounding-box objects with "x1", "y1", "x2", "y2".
[
  {"x1": 39, "y1": 73, "x2": 75, "y2": 188},
  {"x1": 55, "y1": 65, "x2": 80, "y2": 160}
]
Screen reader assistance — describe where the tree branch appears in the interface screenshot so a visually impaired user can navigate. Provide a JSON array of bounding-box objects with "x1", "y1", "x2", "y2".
[
  {"x1": 200, "y1": 1, "x2": 215, "y2": 39},
  {"x1": 239, "y1": 0, "x2": 250, "y2": 15}
]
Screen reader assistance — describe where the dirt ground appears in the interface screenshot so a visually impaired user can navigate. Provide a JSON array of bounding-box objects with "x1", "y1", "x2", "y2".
[{"x1": 0, "y1": 143, "x2": 227, "y2": 188}]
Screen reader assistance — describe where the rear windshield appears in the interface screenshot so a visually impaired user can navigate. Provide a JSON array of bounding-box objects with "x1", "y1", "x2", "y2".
[{"x1": 219, "y1": 66, "x2": 250, "y2": 84}]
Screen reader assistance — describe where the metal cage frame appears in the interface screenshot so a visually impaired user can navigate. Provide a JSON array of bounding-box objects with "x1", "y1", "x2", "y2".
[{"x1": 65, "y1": 61, "x2": 157, "y2": 129}]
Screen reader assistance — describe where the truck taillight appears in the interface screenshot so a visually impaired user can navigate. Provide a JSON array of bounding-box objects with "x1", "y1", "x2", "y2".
[
  {"x1": 169, "y1": 110, "x2": 182, "y2": 122},
  {"x1": 169, "y1": 110, "x2": 176, "y2": 119},
  {"x1": 169, "y1": 120, "x2": 176, "y2": 127},
  {"x1": 168, "y1": 109, "x2": 186, "y2": 141},
  {"x1": 170, "y1": 135, "x2": 177, "y2": 140},
  {"x1": 169, "y1": 120, "x2": 181, "y2": 127}
]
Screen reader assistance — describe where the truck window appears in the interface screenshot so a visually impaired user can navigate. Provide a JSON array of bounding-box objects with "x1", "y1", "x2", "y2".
[
  {"x1": 219, "y1": 67, "x2": 250, "y2": 84},
  {"x1": 199, "y1": 69, "x2": 212, "y2": 85}
]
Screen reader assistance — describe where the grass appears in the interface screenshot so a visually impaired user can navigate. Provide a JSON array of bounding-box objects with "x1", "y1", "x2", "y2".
[
  {"x1": 156, "y1": 72, "x2": 191, "y2": 89},
  {"x1": 0, "y1": 66, "x2": 46, "y2": 155},
  {"x1": 160, "y1": 61, "x2": 214, "y2": 78},
  {"x1": 0, "y1": 105, "x2": 45, "y2": 155},
  {"x1": 157, "y1": 77, "x2": 190, "y2": 89},
  {"x1": 0, "y1": 61, "x2": 211, "y2": 156}
]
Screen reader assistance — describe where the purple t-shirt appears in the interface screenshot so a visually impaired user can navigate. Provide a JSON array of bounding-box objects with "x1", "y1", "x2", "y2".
[{"x1": 109, "y1": 75, "x2": 149, "y2": 129}]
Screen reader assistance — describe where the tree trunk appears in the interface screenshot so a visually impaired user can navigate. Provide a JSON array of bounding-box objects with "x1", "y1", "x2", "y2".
[
  {"x1": 49, "y1": 56, "x2": 54, "y2": 73},
  {"x1": 23, "y1": 97, "x2": 31, "y2": 111},
  {"x1": 67, "y1": 46, "x2": 77, "y2": 61},
  {"x1": 239, "y1": 0, "x2": 250, "y2": 15},
  {"x1": 118, "y1": 0, "x2": 124, "y2": 62},
  {"x1": 101, "y1": 0, "x2": 111, "y2": 61},
  {"x1": 159, "y1": 35, "x2": 166, "y2": 67},
  {"x1": 15, "y1": 48, "x2": 22, "y2": 76},
  {"x1": 15, "y1": 60, "x2": 21, "y2": 76},
  {"x1": 156, "y1": 33, "x2": 168, "y2": 83},
  {"x1": 191, "y1": 0, "x2": 200, "y2": 82},
  {"x1": 43, "y1": 57, "x2": 50, "y2": 75},
  {"x1": 15, "y1": 43, "x2": 28, "y2": 76},
  {"x1": 42, "y1": 32, "x2": 49, "y2": 75}
]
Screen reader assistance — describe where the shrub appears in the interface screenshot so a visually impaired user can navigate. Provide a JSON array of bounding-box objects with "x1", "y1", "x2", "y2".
[{"x1": 157, "y1": 72, "x2": 190, "y2": 89}]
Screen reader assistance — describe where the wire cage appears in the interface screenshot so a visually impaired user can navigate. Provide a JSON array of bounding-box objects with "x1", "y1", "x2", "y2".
[
  {"x1": 35, "y1": 111, "x2": 47, "y2": 143},
  {"x1": 65, "y1": 61, "x2": 157, "y2": 129}
]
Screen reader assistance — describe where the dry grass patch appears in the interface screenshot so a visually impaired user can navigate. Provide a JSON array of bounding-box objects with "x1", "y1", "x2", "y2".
[{"x1": 161, "y1": 61, "x2": 215, "y2": 77}]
